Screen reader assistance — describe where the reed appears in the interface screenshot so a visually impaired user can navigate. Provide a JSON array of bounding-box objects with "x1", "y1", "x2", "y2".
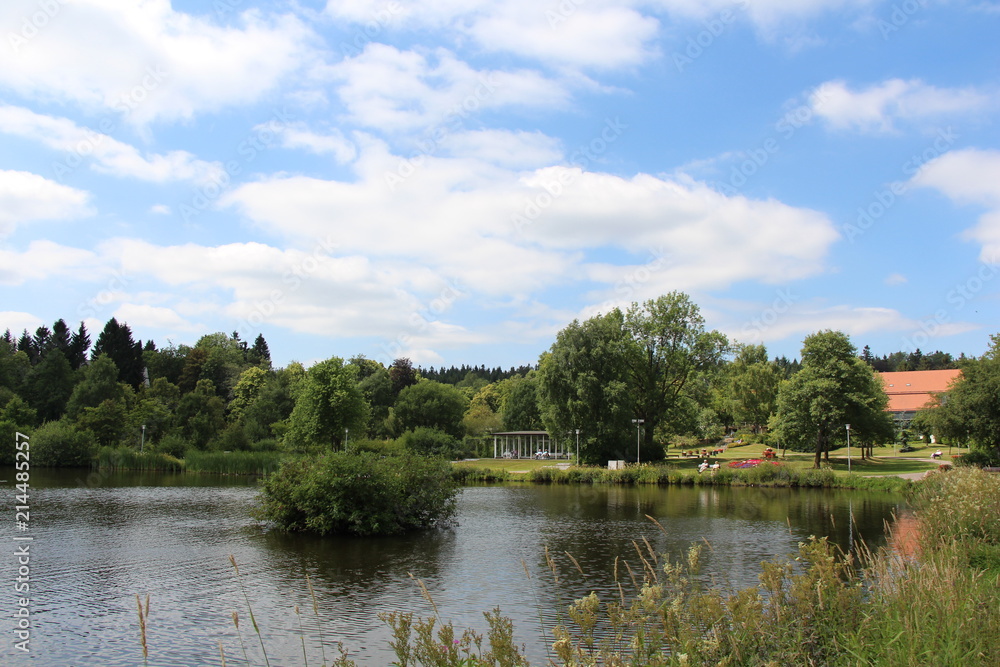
[
  {"x1": 135, "y1": 593, "x2": 149, "y2": 665},
  {"x1": 185, "y1": 450, "x2": 284, "y2": 475},
  {"x1": 96, "y1": 446, "x2": 184, "y2": 472},
  {"x1": 451, "y1": 466, "x2": 512, "y2": 483},
  {"x1": 229, "y1": 554, "x2": 271, "y2": 667}
]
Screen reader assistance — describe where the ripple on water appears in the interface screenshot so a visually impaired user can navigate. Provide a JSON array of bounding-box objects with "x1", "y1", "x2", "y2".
[{"x1": 0, "y1": 475, "x2": 903, "y2": 666}]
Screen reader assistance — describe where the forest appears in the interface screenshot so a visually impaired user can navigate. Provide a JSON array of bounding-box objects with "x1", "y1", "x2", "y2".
[{"x1": 0, "y1": 291, "x2": 986, "y2": 468}]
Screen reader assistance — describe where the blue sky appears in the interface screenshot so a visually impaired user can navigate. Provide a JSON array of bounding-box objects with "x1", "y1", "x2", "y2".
[{"x1": 1, "y1": 0, "x2": 999, "y2": 370}]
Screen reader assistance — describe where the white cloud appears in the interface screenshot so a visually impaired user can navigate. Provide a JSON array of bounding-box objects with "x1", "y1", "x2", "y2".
[
  {"x1": 0, "y1": 105, "x2": 224, "y2": 183},
  {"x1": 0, "y1": 0, "x2": 316, "y2": 125},
  {"x1": 440, "y1": 130, "x2": 563, "y2": 168},
  {"x1": 326, "y1": 44, "x2": 570, "y2": 132},
  {"x1": 327, "y1": 0, "x2": 659, "y2": 70},
  {"x1": 885, "y1": 273, "x2": 908, "y2": 286},
  {"x1": 0, "y1": 239, "x2": 100, "y2": 285},
  {"x1": 113, "y1": 303, "x2": 201, "y2": 332},
  {"x1": 221, "y1": 141, "x2": 840, "y2": 304},
  {"x1": 275, "y1": 123, "x2": 357, "y2": 163},
  {"x1": 721, "y1": 302, "x2": 957, "y2": 347},
  {"x1": 0, "y1": 170, "x2": 93, "y2": 238},
  {"x1": 0, "y1": 311, "x2": 43, "y2": 336},
  {"x1": 911, "y1": 148, "x2": 1000, "y2": 260},
  {"x1": 657, "y1": 0, "x2": 876, "y2": 30},
  {"x1": 811, "y1": 79, "x2": 995, "y2": 133}
]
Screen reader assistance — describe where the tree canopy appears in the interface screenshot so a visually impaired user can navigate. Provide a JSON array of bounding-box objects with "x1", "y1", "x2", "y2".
[
  {"x1": 538, "y1": 293, "x2": 727, "y2": 464},
  {"x1": 771, "y1": 331, "x2": 893, "y2": 467}
]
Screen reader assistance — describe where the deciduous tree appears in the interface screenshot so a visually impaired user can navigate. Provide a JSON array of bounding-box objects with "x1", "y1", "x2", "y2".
[
  {"x1": 285, "y1": 357, "x2": 368, "y2": 452},
  {"x1": 771, "y1": 331, "x2": 893, "y2": 468}
]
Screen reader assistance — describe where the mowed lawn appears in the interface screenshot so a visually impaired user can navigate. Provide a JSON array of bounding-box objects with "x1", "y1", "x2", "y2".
[{"x1": 454, "y1": 441, "x2": 964, "y2": 477}]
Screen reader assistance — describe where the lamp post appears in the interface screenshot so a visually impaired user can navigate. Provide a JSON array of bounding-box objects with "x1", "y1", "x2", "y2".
[
  {"x1": 632, "y1": 419, "x2": 644, "y2": 464},
  {"x1": 575, "y1": 429, "x2": 580, "y2": 465},
  {"x1": 344, "y1": 427, "x2": 349, "y2": 451},
  {"x1": 141, "y1": 424, "x2": 146, "y2": 453},
  {"x1": 846, "y1": 423, "x2": 851, "y2": 474}
]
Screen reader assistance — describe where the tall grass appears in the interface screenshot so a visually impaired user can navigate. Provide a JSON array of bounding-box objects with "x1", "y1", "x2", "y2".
[
  {"x1": 95, "y1": 446, "x2": 184, "y2": 472},
  {"x1": 184, "y1": 450, "x2": 284, "y2": 476},
  {"x1": 451, "y1": 466, "x2": 512, "y2": 483}
]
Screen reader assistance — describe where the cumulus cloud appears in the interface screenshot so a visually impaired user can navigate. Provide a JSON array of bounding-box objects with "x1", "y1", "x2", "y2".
[
  {"x1": 326, "y1": 0, "x2": 659, "y2": 70},
  {"x1": 0, "y1": 170, "x2": 93, "y2": 238},
  {"x1": 719, "y1": 302, "x2": 973, "y2": 348},
  {"x1": 810, "y1": 79, "x2": 995, "y2": 133},
  {"x1": 911, "y1": 148, "x2": 1000, "y2": 260},
  {"x1": 221, "y1": 141, "x2": 840, "y2": 303},
  {"x1": 0, "y1": 105, "x2": 224, "y2": 182},
  {"x1": 0, "y1": 0, "x2": 316, "y2": 125},
  {"x1": 325, "y1": 44, "x2": 570, "y2": 132},
  {"x1": 0, "y1": 239, "x2": 100, "y2": 285},
  {"x1": 274, "y1": 123, "x2": 357, "y2": 163}
]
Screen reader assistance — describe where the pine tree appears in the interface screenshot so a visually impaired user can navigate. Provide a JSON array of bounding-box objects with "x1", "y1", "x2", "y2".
[
  {"x1": 248, "y1": 334, "x2": 271, "y2": 369},
  {"x1": 92, "y1": 318, "x2": 144, "y2": 388},
  {"x1": 68, "y1": 322, "x2": 91, "y2": 370}
]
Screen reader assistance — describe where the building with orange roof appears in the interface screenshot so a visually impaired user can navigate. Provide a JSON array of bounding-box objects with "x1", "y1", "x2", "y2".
[{"x1": 879, "y1": 369, "x2": 962, "y2": 426}]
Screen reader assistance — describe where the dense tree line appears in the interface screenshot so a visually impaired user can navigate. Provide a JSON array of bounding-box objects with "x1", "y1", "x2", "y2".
[
  {"x1": 0, "y1": 300, "x2": 992, "y2": 470},
  {"x1": 860, "y1": 346, "x2": 960, "y2": 372},
  {"x1": 419, "y1": 364, "x2": 536, "y2": 385}
]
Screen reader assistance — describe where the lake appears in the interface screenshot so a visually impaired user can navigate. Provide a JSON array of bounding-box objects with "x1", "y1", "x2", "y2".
[{"x1": 0, "y1": 468, "x2": 905, "y2": 665}]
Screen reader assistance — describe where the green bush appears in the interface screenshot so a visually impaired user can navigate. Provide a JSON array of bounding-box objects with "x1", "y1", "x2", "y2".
[
  {"x1": 398, "y1": 427, "x2": 462, "y2": 459},
  {"x1": 349, "y1": 437, "x2": 406, "y2": 456},
  {"x1": 30, "y1": 420, "x2": 96, "y2": 467},
  {"x1": 528, "y1": 466, "x2": 562, "y2": 483},
  {"x1": 954, "y1": 448, "x2": 1000, "y2": 468},
  {"x1": 156, "y1": 432, "x2": 190, "y2": 458},
  {"x1": 251, "y1": 437, "x2": 281, "y2": 452},
  {"x1": 254, "y1": 451, "x2": 459, "y2": 536}
]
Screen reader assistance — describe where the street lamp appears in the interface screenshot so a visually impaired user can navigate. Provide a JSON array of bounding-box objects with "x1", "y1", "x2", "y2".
[
  {"x1": 575, "y1": 429, "x2": 580, "y2": 465},
  {"x1": 632, "y1": 419, "x2": 644, "y2": 464},
  {"x1": 344, "y1": 427, "x2": 349, "y2": 451},
  {"x1": 141, "y1": 424, "x2": 146, "y2": 453},
  {"x1": 846, "y1": 423, "x2": 851, "y2": 474}
]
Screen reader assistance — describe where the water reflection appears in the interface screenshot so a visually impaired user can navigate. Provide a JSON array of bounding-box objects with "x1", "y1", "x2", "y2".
[{"x1": 0, "y1": 470, "x2": 905, "y2": 666}]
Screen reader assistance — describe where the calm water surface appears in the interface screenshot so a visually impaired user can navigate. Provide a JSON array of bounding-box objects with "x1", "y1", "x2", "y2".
[{"x1": 0, "y1": 468, "x2": 904, "y2": 666}]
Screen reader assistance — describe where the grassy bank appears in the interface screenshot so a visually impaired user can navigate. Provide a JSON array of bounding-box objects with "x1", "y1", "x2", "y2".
[{"x1": 452, "y1": 457, "x2": 916, "y2": 491}]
